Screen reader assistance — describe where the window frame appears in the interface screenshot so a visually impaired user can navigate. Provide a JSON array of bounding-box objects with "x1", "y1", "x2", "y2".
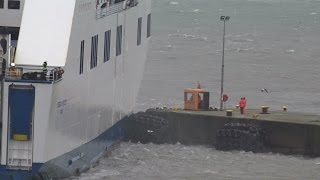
[
  {"x1": 137, "y1": 17, "x2": 142, "y2": 46},
  {"x1": 104, "y1": 30, "x2": 111, "y2": 62},
  {"x1": 80, "y1": 40, "x2": 84, "y2": 74},
  {"x1": 8, "y1": 0, "x2": 20, "y2": 9},
  {"x1": 0, "y1": 0, "x2": 4, "y2": 9},
  {"x1": 147, "y1": 13, "x2": 151, "y2": 38},
  {"x1": 90, "y1": 35, "x2": 98, "y2": 69},
  {"x1": 116, "y1": 25, "x2": 122, "y2": 56}
]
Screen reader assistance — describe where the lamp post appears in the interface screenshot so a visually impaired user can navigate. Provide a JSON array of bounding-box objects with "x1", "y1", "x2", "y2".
[{"x1": 220, "y1": 16, "x2": 230, "y2": 111}]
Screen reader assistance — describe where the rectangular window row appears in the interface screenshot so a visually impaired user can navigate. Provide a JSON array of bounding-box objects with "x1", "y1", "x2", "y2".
[
  {"x1": 79, "y1": 13, "x2": 151, "y2": 74},
  {"x1": 0, "y1": 0, "x2": 3, "y2": 8},
  {"x1": 90, "y1": 35, "x2": 98, "y2": 69}
]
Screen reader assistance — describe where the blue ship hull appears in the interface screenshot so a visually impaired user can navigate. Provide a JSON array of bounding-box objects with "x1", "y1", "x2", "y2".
[{"x1": 0, "y1": 117, "x2": 127, "y2": 180}]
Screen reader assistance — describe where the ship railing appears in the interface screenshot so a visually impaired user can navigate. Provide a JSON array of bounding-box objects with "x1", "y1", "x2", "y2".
[
  {"x1": 5, "y1": 66, "x2": 64, "y2": 83},
  {"x1": 96, "y1": 2, "x2": 124, "y2": 19}
]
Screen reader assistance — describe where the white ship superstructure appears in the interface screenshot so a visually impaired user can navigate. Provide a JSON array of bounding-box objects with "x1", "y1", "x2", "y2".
[{"x1": 0, "y1": 0, "x2": 151, "y2": 179}]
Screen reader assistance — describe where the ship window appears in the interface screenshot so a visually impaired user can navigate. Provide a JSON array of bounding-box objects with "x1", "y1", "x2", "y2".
[
  {"x1": 116, "y1": 25, "x2": 122, "y2": 56},
  {"x1": 8, "y1": 0, "x2": 20, "y2": 9},
  {"x1": 104, "y1": 30, "x2": 111, "y2": 62},
  {"x1": 0, "y1": 0, "x2": 4, "y2": 9},
  {"x1": 80, "y1": 40, "x2": 84, "y2": 74},
  {"x1": 90, "y1": 35, "x2": 98, "y2": 69},
  {"x1": 147, "y1": 13, "x2": 151, "y2": 38},
  {"x1": 137, "y1": 17, "x2": 142, "y2": 46}
]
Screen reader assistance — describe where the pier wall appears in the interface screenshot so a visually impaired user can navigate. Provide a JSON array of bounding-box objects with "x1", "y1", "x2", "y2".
[{"x1": 163, "y1": 111, "x2": 320, "y2": 156}]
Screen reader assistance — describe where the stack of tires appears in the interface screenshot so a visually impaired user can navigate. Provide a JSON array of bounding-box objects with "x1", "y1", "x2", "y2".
[
  {"x1": 124, "y1": 110, "x2": 173, "y2": 144},
  {"x1": 215, "y1": 123, "x2": 268, "y2": 153}
]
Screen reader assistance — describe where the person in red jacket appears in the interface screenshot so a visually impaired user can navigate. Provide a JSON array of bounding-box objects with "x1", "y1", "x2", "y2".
[{"x1": 239, "y1": 97, "x2": 246, "y2": 114}]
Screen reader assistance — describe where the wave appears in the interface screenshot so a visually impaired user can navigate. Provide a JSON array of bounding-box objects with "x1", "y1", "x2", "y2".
[
  {"x1": 234, "y1": 33, "x2": 250, "y2": 38},
  {"x1": 236, "y1": 48, "x2": 255, "y2": 53},
  {"x1": 231, "y1": 38, "x2": 254, "y2": 43},
  {"x1": 219, "y1": 47, "x2": 270, "y2": 54},
  {"x1": 168, "y1": 33, "x2": 209, "y2": 42},
  {"x1": 285, "y1": 49, "x2": 295, "y2": 53},
  {"x1": 175, "y1": 8, "x2": 203, "y2": 14},
  {"x1": 228, "y1": 33, "x2": 255, "y2": 43},
  {"x1": 169, "y1": 1, "x2": 179, "y2": 5},
  {"x1": 193, "y1": 9, "x2": 200, "y2": 13}
]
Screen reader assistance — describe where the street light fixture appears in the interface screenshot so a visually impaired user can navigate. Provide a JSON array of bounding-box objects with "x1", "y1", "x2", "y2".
[{"x1": 220, "y1": 16, "x2": 230, "y2": 111}]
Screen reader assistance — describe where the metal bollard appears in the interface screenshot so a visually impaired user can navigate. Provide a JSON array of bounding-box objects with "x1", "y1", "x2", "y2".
[{"x1": 226, "y1": 110, "x2": 233, "y2": 117}]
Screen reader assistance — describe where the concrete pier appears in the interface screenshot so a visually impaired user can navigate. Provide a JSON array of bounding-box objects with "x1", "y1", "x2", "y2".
[{"x1": 149, "y1": 108, "x2": 320, "y2": 156}]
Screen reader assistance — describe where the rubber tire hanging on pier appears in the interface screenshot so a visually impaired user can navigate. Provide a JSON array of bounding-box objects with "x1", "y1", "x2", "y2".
[
  {"x1": 215, "y1": 123, "x2": 268, "y2": 153},
  {"x1": 124, "y1": 109, "x2": 174, "y2": 144}
]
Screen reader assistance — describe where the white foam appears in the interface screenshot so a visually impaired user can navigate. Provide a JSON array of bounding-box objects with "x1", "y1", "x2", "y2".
[
  {"x1": 201, "y1": 36, "x2": 208, "y2": 41},
  {"x1": 285, "y1": 49, "x2": 295, "y2": 53},
  {"x1": 170, "y1": 1, "x2": 179, "y2": 5},
  {"x1": 183, "y1": 34, "x2": 196, "y2": 38},
  {"x1": 138, "y1": 160, "x2": 146, "y2": 165},
  {"x1": 113, "y1": 157, "x2": 128, "y2": 162},
  {"x1": 232, "y1": 38, "x2": 254, "y2": 43},
  {"x1": 237, "y1": 48, "x2": 254, "y2": 53},
  {"x1": 203, "y1": 170, "x2": 218, "y2": 174},
  {"x1": 193, "y1": 9, "x2": 200, "y2": 12},
  {"x1": 235, "y1": 33, "x2": 250, "y2": 38},
  {"x1": 98, "y1": 169, "x2": 121, "y2": 176}
]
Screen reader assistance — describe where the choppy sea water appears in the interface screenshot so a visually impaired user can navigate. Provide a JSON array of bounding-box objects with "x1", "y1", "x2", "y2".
[
  {"x1": 138, "y1": 0, "x2": 320, "y2": 114},
  {"x1": 67, "y1": 0, "x2": 320, "y2": 179},
  {"x1": 69, "y1": 143, "x2": 320, "y2": 180}
]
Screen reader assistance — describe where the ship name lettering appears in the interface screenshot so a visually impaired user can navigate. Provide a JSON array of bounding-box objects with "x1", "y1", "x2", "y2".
[{"x1": 57, "y1": 100, "x2": 68, "y2": 108}]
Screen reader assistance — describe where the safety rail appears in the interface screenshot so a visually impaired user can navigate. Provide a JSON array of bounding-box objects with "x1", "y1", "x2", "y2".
[
  {"x1": 5, "y1": 66, "x2": 64, "y2": 82},
  {"x1": 96, "y1": 2, "x2": 124, "y2": 19}
]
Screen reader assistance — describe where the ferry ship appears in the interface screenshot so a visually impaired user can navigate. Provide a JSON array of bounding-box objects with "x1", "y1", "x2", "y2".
[{"x1": 0, "y1": 0, "x2": 151, "y2": 179}]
